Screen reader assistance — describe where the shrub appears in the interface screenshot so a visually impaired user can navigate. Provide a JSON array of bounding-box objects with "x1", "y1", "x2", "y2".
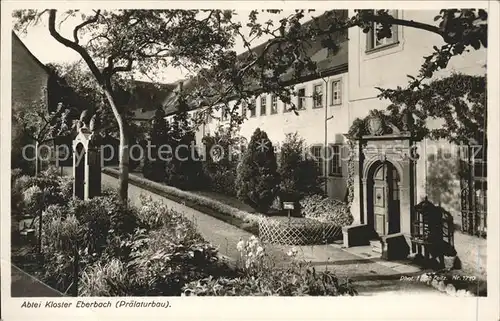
[
  {"x1": 165, "y1": 100, "x2": 204, "y2": 191},
  {"x1": 58, "y1": 176, "x2": 74, "y2": 202},
  {"x1": 103, "y1": 168, "x2": 263, "y2": 231},
  {"x1": 204, "y1": 169, "x2": 238, "y2": 197},
  {"x1": 166, "y1": 132, "x2": 205, "y2": 191},
  {"x1": 78, "y1": 196, "x2": 225, "y2": 296},
  {"x1": 12, "y1": 167, "x2": 71, "y2": 208},
  {"x1": 79, "y1": 258, "x2": 130, "y2": 296},
  {"x1": 39, "y1": 214, "x2": 83, "y2": 293},
  {"x1": 279, "y1": 133, "x2": 323, "y2": 202},
  {"x1": 236, "y1": 128, "x2": 280, "y2": 213},
  {"x1": 22, "y1": 185, "x2": 44, "y2": 216},
  {"x1": 143, "y1": 106, "x2": 171, "y2": 182},
  {"x1": 182, "y1": 236, "x2": 357, "y2": 296},
  {"x1": 202, "y1": 126, "x2": 246, "y2": 197},
  {"x1": 70, "y1": 194, "x2": 140, "y2": 256},
  {"x1": 300, "y1": 194, "x2": 353, "y2": 226},
  {"x1": 11, "y1": 168, "x2": 24, "y2": 182}
]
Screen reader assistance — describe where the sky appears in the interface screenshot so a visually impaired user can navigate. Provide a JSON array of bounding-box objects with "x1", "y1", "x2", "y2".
[{"x1": 16, "y1": 9, "x2": 323, "y2": 83}]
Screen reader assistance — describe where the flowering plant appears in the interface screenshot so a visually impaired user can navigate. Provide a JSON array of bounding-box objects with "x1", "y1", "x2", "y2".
[{"x1": 236, "y1": 235, "x2": 266, "y2": 274}]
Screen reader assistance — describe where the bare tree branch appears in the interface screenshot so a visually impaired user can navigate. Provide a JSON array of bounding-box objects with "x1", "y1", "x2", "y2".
[
  {"x1": 48, "y1": 9, "x2": 103, "y2": 84},
  {"x1": 73, "y1": 9, "x2": 101, "y2": 44}
]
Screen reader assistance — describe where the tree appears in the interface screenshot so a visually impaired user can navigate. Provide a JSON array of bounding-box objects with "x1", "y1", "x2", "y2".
[
  {"x1": 236, "y1": 128, "x2": 280, "y2": 213},
  {"x1": 14, "y1": 9, "x2": 239, "y2": 203},
  {"x1": 201, "y1": 124, "x2": 247, "y2": 196},
  {"x1": 143, "y1": 106, "x2": 171, "y2": 182},
  {"x1": 12, "y1": 97, "x2": 78, "y2": 175},
  {"x1": 166, "y1": 97, "x2": 204, "y2": 190},
  {"x1": 378, "y1": 73, "x2": 486, "y2": 145},
  {"x1": 279, "y1": 133, "x2": 323, "y2": 202}
]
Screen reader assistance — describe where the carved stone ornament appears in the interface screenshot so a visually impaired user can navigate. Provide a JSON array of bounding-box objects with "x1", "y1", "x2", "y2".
[{"x1": 368, "y1": 115, "x2": 384, "y2": 136}]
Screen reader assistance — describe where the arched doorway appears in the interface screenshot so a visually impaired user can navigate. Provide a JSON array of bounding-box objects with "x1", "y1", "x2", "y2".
[
  {"x1": 367, "y1": 161, "x2": 401, "y2": 236},
  {"x1": 75, "y1": 143, "x2": 86, "y2": 199}
]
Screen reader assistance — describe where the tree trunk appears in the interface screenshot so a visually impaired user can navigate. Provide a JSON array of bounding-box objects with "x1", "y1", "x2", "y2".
[{"x1": 103, "y1": 88, "x2": 129, "y2": 204}]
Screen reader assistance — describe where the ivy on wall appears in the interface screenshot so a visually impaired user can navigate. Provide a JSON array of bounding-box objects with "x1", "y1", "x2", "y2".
[{"x1": 344, "y1": 140, "x2": 356, "y2": 210}]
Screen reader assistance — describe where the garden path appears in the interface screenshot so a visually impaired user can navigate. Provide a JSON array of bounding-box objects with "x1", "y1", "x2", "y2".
[
  {"x1": 100, "y1": 172, "x2": 291, "y2": 263},
  {"x1": 97, "y1": 170, "x2": 443, "y2": 296},
  {"x1": 11, "y1": 264, "x2": 64, "y2": 297}
]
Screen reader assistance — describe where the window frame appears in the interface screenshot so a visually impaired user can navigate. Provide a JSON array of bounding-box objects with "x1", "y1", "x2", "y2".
[
  {"x1": 249, "y1": 99, "x2": 256, "y2": 118},
  {"x1": 327, "y1": 144, "x2": 342, "y2": 176},
  {"x1": 241, "y1": 101, "x2": 247, "y2": 117},
  {"x1": 260, "y1": 95, "x2": 267, "y2": 116},
  {"x1": 270, "y1": 95, "x2": 278, "y2": 114},
  {"x1": 297, "y1": 87, "x2": 306, "y2": 110},
  {"x1": 366, "y1": 10, "x2": 399, "y2": 53},
  {"x1": 313, "y1": 83, "x2": 323, "y2": 109},
  {"x1": 330, "y1": 79, "x2": 342, "y2": 106},
  {"x1": 310, "y1": 144, "x2": 324, "y2": 177},
  {"x1": 220, "y1": 106, "x2": 228, "y2": 122}
]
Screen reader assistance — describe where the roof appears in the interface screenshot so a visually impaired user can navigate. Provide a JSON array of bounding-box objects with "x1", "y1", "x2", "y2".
[
  {"x1": 126, "y1": 80, "x2": 177, "y2": 120},
  {"x1": 161, "y1": 10, "x2": 349, "y2": 116},
  {"x1": 12, "y1": 31, "x2": 50, "y2": 74}
]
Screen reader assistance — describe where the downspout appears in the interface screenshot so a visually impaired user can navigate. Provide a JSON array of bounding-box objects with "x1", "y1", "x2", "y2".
[{"x1": 324, "y1": 77, "x2": 328, "y2": 196}]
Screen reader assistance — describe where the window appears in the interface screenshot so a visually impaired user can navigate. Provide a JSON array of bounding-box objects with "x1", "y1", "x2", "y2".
[
  {"x1": 283, "y1": 96, "x2": 292, "y2": 113},
  {"x1": 366, "y1": 10, "x2": 399, "y2": 52},
  {"x1": 313, "y1": 84, "x2": 323, "y2": 108},
  {"x1": 325, "y1": 145, "x2": 342, "y2": 176},
  {"x1": 326, "y1": 144, "x2": 342, "y2": 176},
  {"x1": 297, "y1": 88, "x2": 306, "y2": 110},
  {"x1": 249, "y1": 99, "x2": 256, "y2": 117},
  {"x1": 331, "y1": 80, "x2": 342, "y2": 106},
  {"x1": 260, "y1": 95, "x2": 267, "y2": 116},
  {"x1": 270, "y1": 95, "x2": 278, "y2": 114},
  {"x1": 241, "y1": 101, "x2": 247, "y2": 117},
  {"x1": 310, "y1": 145, "x2": 324, "y2": 176},
  {"x1": 221, "y1": 108, "x2": 228, "y2": 121}
]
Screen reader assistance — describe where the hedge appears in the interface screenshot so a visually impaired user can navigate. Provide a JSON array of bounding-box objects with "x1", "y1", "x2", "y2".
[{"x1": 102, "y1": 168, "x2": 263, "y2": 235}]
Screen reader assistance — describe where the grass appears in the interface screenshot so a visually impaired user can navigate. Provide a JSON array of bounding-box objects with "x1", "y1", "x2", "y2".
[{"x1": 102, "y1": 167, "x2": 263, "y2": 235}]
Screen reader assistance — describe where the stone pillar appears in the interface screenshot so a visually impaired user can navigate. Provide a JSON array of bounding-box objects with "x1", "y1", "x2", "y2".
[{"x1": 349, "y1": 140, "x2": 363, "y2": 224}]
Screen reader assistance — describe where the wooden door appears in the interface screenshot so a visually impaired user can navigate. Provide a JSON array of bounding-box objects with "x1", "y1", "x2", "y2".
[{"x1": 373, "y1": 164, "x2": 388, "y2": 235}]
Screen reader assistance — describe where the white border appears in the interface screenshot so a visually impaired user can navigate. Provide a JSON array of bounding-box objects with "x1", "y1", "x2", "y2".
[{"x1": 1, "y1": 1, "x2": 499, "y2": 321}]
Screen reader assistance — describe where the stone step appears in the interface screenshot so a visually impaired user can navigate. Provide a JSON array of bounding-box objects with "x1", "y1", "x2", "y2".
[{"x1": 370, "y1": 239, "x2": 383, "y2": 253}]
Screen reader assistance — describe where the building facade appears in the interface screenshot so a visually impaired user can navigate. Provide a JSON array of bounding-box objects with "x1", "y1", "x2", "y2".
[
  {"x1": 11, "y1": 32, "x2": 51, "y2": 171},
  {"x1": 162, "y1": 10, "x2": 487, "y2": 272}
]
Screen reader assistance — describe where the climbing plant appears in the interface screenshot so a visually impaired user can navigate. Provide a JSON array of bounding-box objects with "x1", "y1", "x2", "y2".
[
  {"x1": 377, "y1": 73, "x2": 486, "y2": 145},
  {"x1": 347, "y1": 73, "x2": 486, "y2": 146}
]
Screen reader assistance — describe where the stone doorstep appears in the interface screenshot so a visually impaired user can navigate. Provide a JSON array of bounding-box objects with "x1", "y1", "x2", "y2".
[{"x1": 330, "y1": 243, "x2": 421, "y2": 274}]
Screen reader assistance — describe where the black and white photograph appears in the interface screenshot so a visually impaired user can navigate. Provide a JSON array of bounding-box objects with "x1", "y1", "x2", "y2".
[{"x1": 1, "y1": 1, "x2": 499, "y2": 320}]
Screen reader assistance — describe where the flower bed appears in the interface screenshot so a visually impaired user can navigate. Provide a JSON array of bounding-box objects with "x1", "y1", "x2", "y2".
[
  {"x1": 103, "y1": 167, "x2": 263, "y2": 234},
  {"x1": 182, "y1": 235, "x2": 357, "y2": 296},
  {"x1": 12, "y1": 167, "x2": 357, "y2": 297},
  {"x1": 258, "y1": 216, "x2": 343, "y2": 245}
]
